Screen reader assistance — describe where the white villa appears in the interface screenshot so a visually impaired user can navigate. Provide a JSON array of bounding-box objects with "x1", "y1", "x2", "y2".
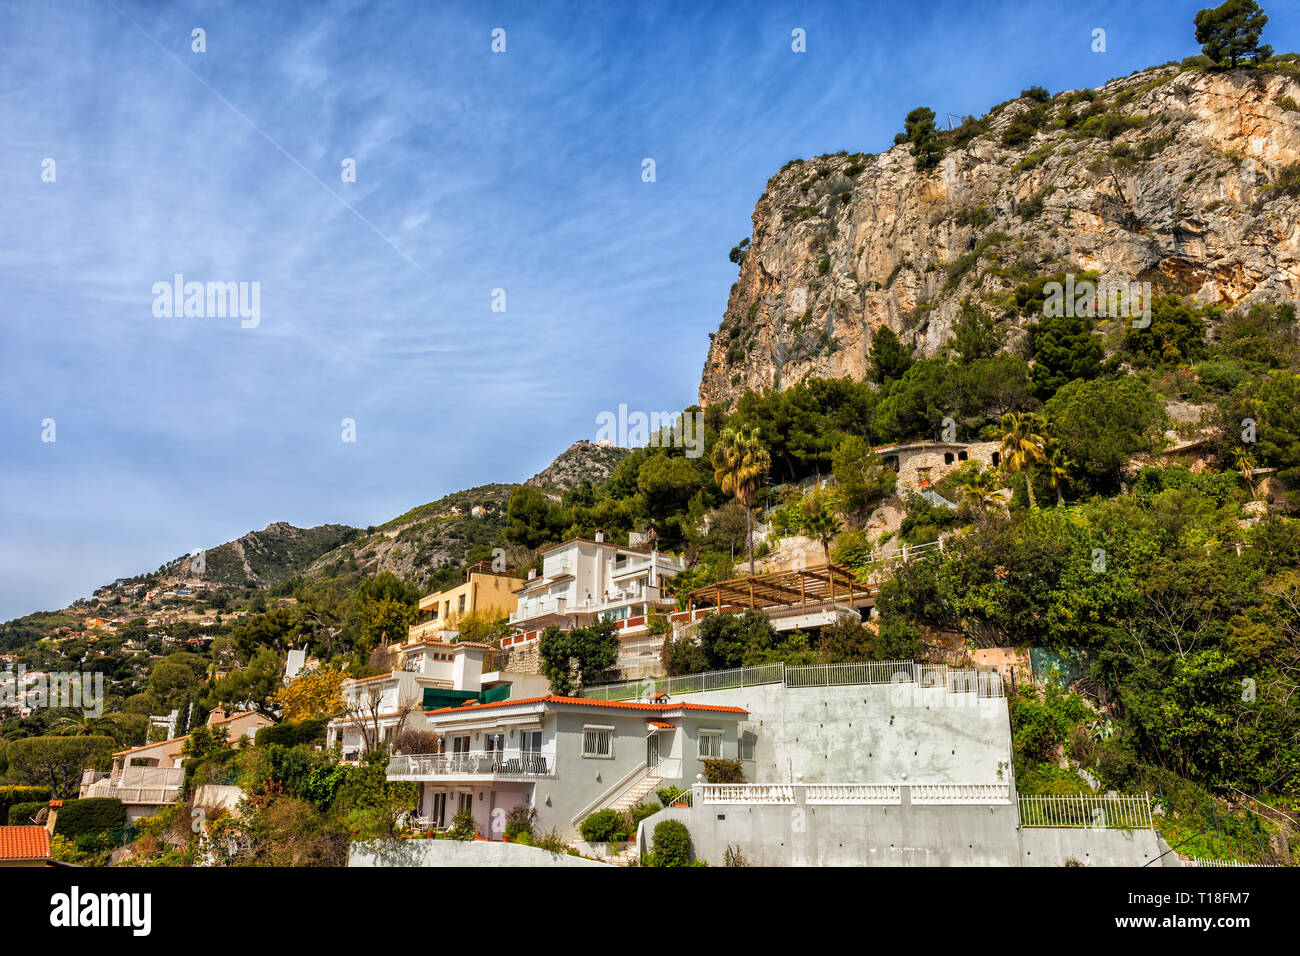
[
  {"x1": 385, "y1": 693, "x2": 750, "y2": 840},
  {"x1": 504, "y1": 534, "x2": 685, "y2": 678},
  {"x1": 327, "y1": 639, "x2": 548, "y2": 762}
]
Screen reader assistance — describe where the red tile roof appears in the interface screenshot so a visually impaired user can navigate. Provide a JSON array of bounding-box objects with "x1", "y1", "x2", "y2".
[
  {"x1": 425, "y1": 694, "x2": 747, "y2": 717},
  {"x1": 0, "y1": 826, "x2": 51, "y2": 861},
  {"x1": 647, "y1": 720, "x2": 676, "y2": 729}
]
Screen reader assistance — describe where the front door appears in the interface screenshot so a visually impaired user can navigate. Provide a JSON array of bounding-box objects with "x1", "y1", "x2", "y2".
[{"x1": 647, "y1": 733, "x2": 659, "y2": 770}]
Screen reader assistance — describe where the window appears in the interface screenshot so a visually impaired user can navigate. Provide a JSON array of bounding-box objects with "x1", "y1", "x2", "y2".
[
  {"x1": 739, "y1": 731, "x2": 757, "y2": 761},
  {"x1": 582, "y1": 726, "x2": 614, "y2": 758},
  {"x1": 521, "y1": 731, "x2": 542, "y2": 754},
  {"x1": 452, "y1": 735, "x2": 471, "y2": 755},
  {"x1": 484, "y1": 733, "x2": 504, "y2": 754},
  {"x1": 943, "y1": 453, "x2": 954, "y2": 465},
  {"x1": 698, "y1": 731, "x2": 723, "y2": 759},
  {"x1": 458, "y1": 594, "x2": 466, "y2": 613},
  {"x1": 457, "y1": 792, "x2": 473, "y2": 814}
]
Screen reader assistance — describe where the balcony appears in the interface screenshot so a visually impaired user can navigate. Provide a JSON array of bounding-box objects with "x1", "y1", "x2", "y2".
[
  {"x1": 386, "y1": 751, "x2": 556, "y2": 780},
  {"x1": 81, "y1": 766, "x2": 185, "y2": 805}
]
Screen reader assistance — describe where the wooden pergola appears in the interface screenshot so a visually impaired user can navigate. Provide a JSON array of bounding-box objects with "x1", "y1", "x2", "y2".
[{"x1": 685, "y1": 562, "x2": 872, "y2": 611}]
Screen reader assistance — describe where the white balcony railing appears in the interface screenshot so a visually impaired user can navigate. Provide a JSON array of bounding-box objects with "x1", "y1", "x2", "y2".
[
  {"x1": 691, "y1": 782, "x2": 1012, "y2": 807},
  {"x1": 387, "y1": 751, "x2": 555, "y2": 778},
  {"x1": 698, "y1": 784, "x2": 795, "y2": 805}
]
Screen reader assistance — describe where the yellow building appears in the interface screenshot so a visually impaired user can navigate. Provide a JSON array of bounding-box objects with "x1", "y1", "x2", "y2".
[{"x1": 406, "y1": 564, "x2": 524, "y2": 644}]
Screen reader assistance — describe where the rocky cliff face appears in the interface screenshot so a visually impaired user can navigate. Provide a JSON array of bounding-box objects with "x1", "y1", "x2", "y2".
[{"x1": 699, "y1": 63, "x2": 1300, "y2": 408}]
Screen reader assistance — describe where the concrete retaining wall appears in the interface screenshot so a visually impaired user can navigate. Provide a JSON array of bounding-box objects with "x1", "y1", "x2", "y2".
[
  {"x1": 639, "y1": 800, "x2": 1169, "y2": 867},
  {"x1": 348, "y1": 838, "x2": 607, "y2": 868},
  {"x1": 674, "y1": 681, "x2": 1011, "y2": 785},
  {"x1": 1021, "y1": 826, "x2": 1170, "y2": 867}
]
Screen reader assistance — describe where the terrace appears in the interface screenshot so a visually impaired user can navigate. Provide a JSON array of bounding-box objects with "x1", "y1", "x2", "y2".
[{"x1": 386, "y1": 750, "x2": 557, "y2": 781}]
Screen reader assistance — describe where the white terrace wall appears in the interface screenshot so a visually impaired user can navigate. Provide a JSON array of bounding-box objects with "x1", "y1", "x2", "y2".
[
  {"x1": 641, "y1": 795, "x2": 1172, "y2": 867},
  {"x1": 1021, "y1": 827, "x2": 1171, "y2": 867},
  {"x1": 671, "y1": 681, "x2": 1011, "y2": 785}
]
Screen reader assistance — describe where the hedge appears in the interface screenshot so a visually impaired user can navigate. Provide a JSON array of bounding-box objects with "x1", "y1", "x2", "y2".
[
  {"x1": 55, "y1": 798, "x2": 126, "y2": 838},
  {"x1": 7, "y1": 801, "x2": 48, "y2": 826},
  {"x1": 0, "y1": 785, "x2": 51, "y2": 822},
  {"x1": 7, "y1": 797, "x2": 126, "y2": 836},
  {"x1": 255, "y1": 718, "x2": 326, "y2": 748}
]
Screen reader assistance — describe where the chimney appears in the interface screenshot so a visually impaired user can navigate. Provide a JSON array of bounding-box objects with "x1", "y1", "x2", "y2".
[
  {"x1": 46, "y1": 799, "x2": 62, "y2": 834},
  {"x1": 527, "y1": 568, "x2": 537, "y2": 580},
  {"x1": 594, "y1": 531, "x2": 604, "y2": 543},
  {"x1": 207, "y1": 706, "x2": 227, "y2": 726}
]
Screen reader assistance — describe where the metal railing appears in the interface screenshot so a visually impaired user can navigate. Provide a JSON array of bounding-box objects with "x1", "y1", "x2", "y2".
[
  {"x1": 580, "y1": 659, "x2": 1004, "y2": 700},
  {"x1": 1018, "y1": 793, "x2": 1154, "y2": 829},
  {"x1": 1181, "y1": 856, "x2": 1273, "y2": 867},
  {"x1": 386, "y1": 751, "x2": 555, "y2": 778},
  {"x1": 785, "y1": 660, "x2": 914, "y2": 687}
]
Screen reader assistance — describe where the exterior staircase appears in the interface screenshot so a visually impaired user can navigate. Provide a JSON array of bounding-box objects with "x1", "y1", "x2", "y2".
[{"x1": 607, "y1": 772, "x2": 665, "y2": 813}]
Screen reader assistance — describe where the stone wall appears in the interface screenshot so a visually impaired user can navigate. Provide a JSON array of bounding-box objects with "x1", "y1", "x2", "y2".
[{"x1": 499, "y1": 639, "x2": 540, "y2": 675}]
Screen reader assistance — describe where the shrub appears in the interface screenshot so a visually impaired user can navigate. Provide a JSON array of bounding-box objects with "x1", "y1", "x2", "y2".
[
  {"x1": 0, "y1": 785, "x2": 51, "y2": 822},
  {"x1": 702, "y1": 759, "x2": 745, "y2": 784},
  {"x1": 655, "y1": 785, "x2": 684, "y2": 806},
  {"x1": 55, "y1": 798, "x2": 126, "y2": 838},
  {"x1": 631, "y1": 801, "x2": 662, "y2": 826},
  {"x1": 255, "y1": 718, "x2": 328, "y2": 748},
  {"x1": 724, "y1": 844, "x2": 751, "y2": 867},
  {"x1": 504, "y1": 804, "x2": 537, "y2": 840},
  {"x1": 447, "y1": 808, "x2": 477, "y2": 841},
  {"x1": 578, "y1": 808, "x2": 631, "y2": 843},
  {"x1": 649, "y1": 820, "x2": 694, "y2": 867},
  {"x1": 531, "y1": 827, "x2": 569, "y2": 854}
]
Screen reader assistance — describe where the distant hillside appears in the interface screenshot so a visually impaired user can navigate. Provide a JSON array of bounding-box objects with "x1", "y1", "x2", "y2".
[
  {"x1": 151, "y1": 521, "x2": 362, "y2": 588},
  {"x1": 304, "y1": 483, "x2": 516, "y2": 589},
  {"x1": 525, "y1": 440, "x2": 631, "y2": 493}
]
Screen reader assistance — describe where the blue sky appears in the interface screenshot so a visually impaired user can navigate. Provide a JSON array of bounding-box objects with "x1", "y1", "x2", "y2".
[{"x1": 2, "y1": 0, "x2": 1297, "y2": 621}]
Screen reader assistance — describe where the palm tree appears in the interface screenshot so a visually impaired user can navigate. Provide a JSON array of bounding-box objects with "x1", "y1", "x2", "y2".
[
  {"x1": 998, "y1": 412, "x2": 1047, "y2": 508},
  {"x1": 711, "y1": 426, "x2": 772, "y2": 575},
  {"x1": 957, "y1": 466, "x2": 1002, "y2": 519},
  {"x1": 799, "y1": 488, "x2": 843, "y2": 562},
  {"x1": 50, "y1": 711, "x2": 123, "y2": 740},
  {"x1": 1044, "y1": 443, "x2": 1075, "y2": 507},
  {"x1": 1233, "y1": 448, "x2": 1257, "y2": 499}
]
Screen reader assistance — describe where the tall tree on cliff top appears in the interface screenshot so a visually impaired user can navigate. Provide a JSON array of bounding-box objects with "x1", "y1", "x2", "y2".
[{"x1": 1195, "y1": 0, "x2": 1272, "y2": 67}]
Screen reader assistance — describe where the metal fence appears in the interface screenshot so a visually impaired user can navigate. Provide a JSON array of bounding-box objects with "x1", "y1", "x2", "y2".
[
  {"x1": 1018, "y1": 793, "x2": 1154, "y2": 829},
  {"x1": 1180, "y1": 856, "x2": 1273, "y2": 867},
  {"x1": 580, "y1": 659, "x2": 1004, "y2": 700}
]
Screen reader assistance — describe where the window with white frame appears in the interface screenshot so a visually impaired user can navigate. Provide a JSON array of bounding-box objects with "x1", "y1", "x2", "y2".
[
  {"x1": 582, "y1": 725, "x2": 614, "y2": 758},
  {"x1": 698, "y1": 730, "x2": 723, "y2": 759},
  {"x1": 738, "y1": 731, "x2": 756, "y2": 761}
]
